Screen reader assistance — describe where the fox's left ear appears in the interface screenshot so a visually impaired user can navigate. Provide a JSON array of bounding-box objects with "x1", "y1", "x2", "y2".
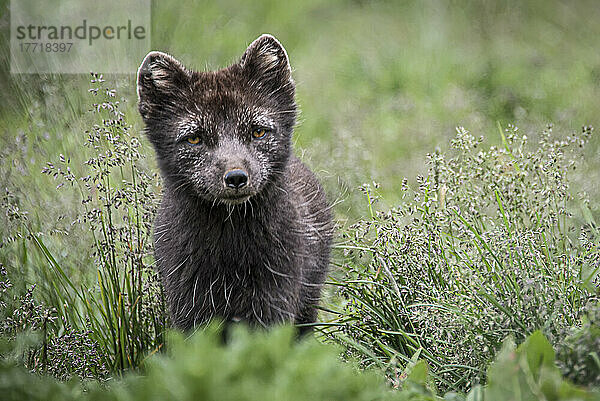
[
  {"x1": 240, "y1": 34, "x2": 293, "y2": 91},
  {"x1": 137, "y1": 51, "x2": 191, "y2": 120}
]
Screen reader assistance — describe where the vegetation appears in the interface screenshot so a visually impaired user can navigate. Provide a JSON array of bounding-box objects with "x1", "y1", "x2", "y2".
[
  {"x1": 325, "y1": 124, "x2": 599, "y2": 391},
  {"x1": 2, "y1": 326, "x2": 599, "y2": 401},
  {"x1": 1, "y1": 0, "x2": 599, "y2": 399},
  {"x1": 2, "y1": 75, "x2": 166, "y2": 378}
]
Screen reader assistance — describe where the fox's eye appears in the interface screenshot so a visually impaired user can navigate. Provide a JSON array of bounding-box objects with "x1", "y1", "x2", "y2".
[
  {"x1": 252, "y1": 128, "x2": 268, "y2": 139},
  {"x1": 187, "y1": 137, "x2": 201, "y2": 145}
]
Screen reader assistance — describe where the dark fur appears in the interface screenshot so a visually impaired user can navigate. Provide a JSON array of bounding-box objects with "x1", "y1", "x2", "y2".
[{"x1": 136, "y1": 35, "x2": 333, "y2": 332}]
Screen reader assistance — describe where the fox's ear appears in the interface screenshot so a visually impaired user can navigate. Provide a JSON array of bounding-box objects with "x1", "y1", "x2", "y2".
[
  {"x1": 137, "y1": 51, "x2": 190, "y2": 120},
  {"x1": 240, "y1": 34, "x2": 293, "y2": 91}
]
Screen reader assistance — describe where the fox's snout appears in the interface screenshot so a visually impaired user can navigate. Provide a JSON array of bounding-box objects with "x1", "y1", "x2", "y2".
[{"x1": 223, "y1": 169, "x2": 248, "y2": 189}]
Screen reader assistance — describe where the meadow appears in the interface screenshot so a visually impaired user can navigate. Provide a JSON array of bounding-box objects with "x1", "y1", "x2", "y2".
[{"x1": 1, "y1": 0, "x2": 599, "y2": 399}]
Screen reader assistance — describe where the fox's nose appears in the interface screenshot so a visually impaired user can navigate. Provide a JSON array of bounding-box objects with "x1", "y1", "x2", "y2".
[{"x1": 224, "y1": 169, "x2": 248, "y2": 189}]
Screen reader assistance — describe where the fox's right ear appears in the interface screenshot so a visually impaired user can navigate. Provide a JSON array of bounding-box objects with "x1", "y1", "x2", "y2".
[
  {"x1": 240, "y1": 34, "x2": 294, "y2": 94},
  {"x1": 137, "y1": 51, "x2": 190, "y2": 120}
]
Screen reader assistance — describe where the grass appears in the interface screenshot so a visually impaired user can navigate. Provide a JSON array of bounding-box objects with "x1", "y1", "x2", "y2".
[
  {"x1": 2, "y1": 75, "x2": 166, "y2": 378},
  {"x1": 2, "y1": 0, "x2": 600, "y2": 215},
  {"x1": 322, "y1": 124, "x2": 599, "y2": 391},
  {"x1": 1, "y1": 326, "x2": 599, "y2": 400},
  {"x1": 1, "y1": 0, "x2": 599, "y2": 397}
]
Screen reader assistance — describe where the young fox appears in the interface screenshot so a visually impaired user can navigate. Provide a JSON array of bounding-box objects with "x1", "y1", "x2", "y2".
[{"x1": 136, "y1": 34, "x2": 333, "y2": 332}]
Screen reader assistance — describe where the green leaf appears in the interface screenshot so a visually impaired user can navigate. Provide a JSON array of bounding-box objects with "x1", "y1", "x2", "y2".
[
  {"x1": 519, "y1": 330, "x2": 555, "y2": 382},
  {"x1": 483, "y1": 332, "x2": 600, "y2": 401},
  {"x1": 408, "y1": 360, "x2": 429, "y2": 385}
]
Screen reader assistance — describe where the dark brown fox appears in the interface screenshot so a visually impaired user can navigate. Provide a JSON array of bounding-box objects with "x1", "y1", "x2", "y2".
[{"x1": 136, "y1": 34, "x2": 333, "y2": 332}]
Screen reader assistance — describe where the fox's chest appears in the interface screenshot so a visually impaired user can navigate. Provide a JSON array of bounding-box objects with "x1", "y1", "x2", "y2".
[
  {"x1": 154, "y1": 212, "x2": 303, "y2": 327},
  {"x1": 154, "y1": 210, "x2": 300, "y2": 279}
]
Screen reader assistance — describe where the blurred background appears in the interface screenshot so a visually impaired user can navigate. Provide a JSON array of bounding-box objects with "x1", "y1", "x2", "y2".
[{"x1": 1, "y1": 0, "x2": 599, "y2": 265}]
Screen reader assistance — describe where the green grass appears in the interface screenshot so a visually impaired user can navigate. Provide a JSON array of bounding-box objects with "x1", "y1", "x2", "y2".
[
  {"x1": 2, "y1": 77, "x2": 166, "y2": 377},
  {"x1": 2, "y1": 326, "x2": 599, "y2": 401},
  {"x1": 2, "y1": 0, "x2": 600, "y2": 215},
  {"x1": 323, "y1": 124, "x2": 599, "y2": 391}
]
